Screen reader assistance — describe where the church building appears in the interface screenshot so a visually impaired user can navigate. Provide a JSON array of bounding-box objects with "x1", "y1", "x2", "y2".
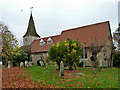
[{"x1": 23, "y1": 13, "x2": 114, "y2": 67}]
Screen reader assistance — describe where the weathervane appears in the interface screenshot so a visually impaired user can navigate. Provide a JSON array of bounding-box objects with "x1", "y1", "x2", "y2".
[{"x1": 30, "y1": 7, "x2": 33, "y2": 12}]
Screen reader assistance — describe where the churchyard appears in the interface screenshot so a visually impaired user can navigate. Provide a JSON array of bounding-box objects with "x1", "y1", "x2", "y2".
[
  {"x1": 1, "y1": 21, "x2": 119, "y2": 89},
  {"x1": 1, "y1": 37, "x2": 119, "y2": 88},
  {"x1": 2, "y1": 63, "x2": 119, "y2": 88}
]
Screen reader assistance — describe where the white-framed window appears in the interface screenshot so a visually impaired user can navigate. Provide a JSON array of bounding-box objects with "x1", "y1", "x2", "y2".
[
  {"x1": 47, "y1": 37, "x2": 53, "y2": 45},
  {"x1": 40, "y1": 39, "x2": 45, "y2": 45},
  {"x1": 82, "y1": 51, "x2": 87, "y2": 59}
]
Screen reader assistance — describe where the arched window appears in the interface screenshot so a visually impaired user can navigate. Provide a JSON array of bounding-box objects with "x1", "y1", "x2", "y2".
[{"x1": 40, "y1": 39, "x2": 45, "y2": 45}]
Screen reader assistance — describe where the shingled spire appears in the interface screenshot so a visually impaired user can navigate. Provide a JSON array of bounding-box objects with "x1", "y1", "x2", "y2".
[
  {"x1": 23, "y1": 12, "x2": 40, "y2": 46},
  {"x1": 23, "y1": 12, "x2": 40, "y2": 38}
]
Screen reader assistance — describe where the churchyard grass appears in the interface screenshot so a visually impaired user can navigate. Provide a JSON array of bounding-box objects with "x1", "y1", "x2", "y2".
[{"x1": 24, "y1": 65, "x2": 118, "y2": 88}]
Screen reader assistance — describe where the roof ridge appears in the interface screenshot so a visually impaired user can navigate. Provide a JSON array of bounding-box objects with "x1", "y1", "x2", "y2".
[
  {"x1": 41, "y1": 34, "x2": 61, "y2": 39},
  {"x1": 62, "y1": 21, "x2": 109, "y2": 33}
]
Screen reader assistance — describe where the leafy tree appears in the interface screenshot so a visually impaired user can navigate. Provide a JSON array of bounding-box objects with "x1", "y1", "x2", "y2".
[
  {"x1": 113, "y1": 51, "x2": 120, "y2": 67},
  {"x1": 13, "y1": 49, "x2": 28, "y2": 66},
  {"x1": 113, "y1": 23, "x2": 120, "y2": 50},
  {"x1": 48, "y1": 38, "x2": 83, "y2": 70},
  {"x1": 0, "y1": 22, "x2": 19, "y2": 67}
]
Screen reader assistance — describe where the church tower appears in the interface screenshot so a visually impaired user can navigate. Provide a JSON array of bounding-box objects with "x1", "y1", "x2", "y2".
[{"x1": 23, "y1": 12, "x2": 40, "y2": 46}]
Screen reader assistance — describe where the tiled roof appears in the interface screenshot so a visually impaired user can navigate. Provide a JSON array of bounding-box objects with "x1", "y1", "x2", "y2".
[{"x1": 31, "y1": 21, "x2": 111, "y2": 53}]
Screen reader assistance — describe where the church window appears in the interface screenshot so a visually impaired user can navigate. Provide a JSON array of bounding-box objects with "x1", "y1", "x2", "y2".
[
  {"x1": 82, "y1": 51, "x2": 87, "y2": 59},
  {"x1": 85, "y1": 52, "x2": 87, "y2": 58}
]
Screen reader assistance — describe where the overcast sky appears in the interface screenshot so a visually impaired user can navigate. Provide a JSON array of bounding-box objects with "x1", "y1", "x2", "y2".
[{"x1": 0, "y1": 0, "x2": 119, "y2": 46}]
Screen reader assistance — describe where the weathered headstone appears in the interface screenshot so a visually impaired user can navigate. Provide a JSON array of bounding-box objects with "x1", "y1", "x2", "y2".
[
  {"x1": 0, "y1": 61, "x2": 2, "y2": 68},
  {"x1": 100, "y1": 60, "x2": 102, "y2": 67},
  {"x1": 8, "y1": 61, "x2": 11, "y2": 68},
  {"x1": 25, "y1": 61, "x2": 28, "y2": 67},
  {"x1": 73, "y1": 62, "x2": 77, "y2": 70},
  {"x1": 28, "y1": 61, "x2": 32, "y2": 67},
  {"x1": 59, "y1": 61, "x2": 64, "y2": 78},
  {"x1": 39, "y1": 61, "x2": 44, "y2": 66},
  {"x1": 20, "y1": 62, "x2": 24, "y2": 67},
  {"x1": 70, "y1": 73, "x2": 84, "y2": 76}
]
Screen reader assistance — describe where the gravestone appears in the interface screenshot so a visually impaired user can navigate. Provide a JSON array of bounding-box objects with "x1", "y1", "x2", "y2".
[
  {"x1": 73, "y1": 62, "x2": 77, "y2": 70},
  {"x1": 28, "y1": 61, "x2": 32, "y2": 67},
  {"x1": 60, "y1": 61, "x2": 64, "y2": 78},
  {"x1": 98, "y1": 60, "x2": 103, "y2": 71},
  {"x1": 39, "y1": 61, "x2": 44, "y2": 66},
  {"x1": 25, "y1": 61, "x2": 28, "y2": 67},
  {"x1": 8, "y1": 61, "x2": 11, "y2": 68},
  {"x1": 70, "y1": 73, "x2": 84, "y2": 76},
  {"x1": 0, "y1": 61, "x2": 2, "y2": 68},
  {"x1": 20, "y1": 62, "x2": 24, "y2": 67},
  {"x1": 100, "y1": 60, "x2": 102, "y2": 67}
]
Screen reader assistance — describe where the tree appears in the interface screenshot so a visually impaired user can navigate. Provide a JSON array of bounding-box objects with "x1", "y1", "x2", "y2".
[
  {"x1": 0, "y1": 23, "x2": 2, "y2": 63},
  {"x1": 24, "y1": 44, "x2": 32, "y2": 61},
  {"x1": 0, "y1": 22, "x2": 19, "y2": 67},
  {"x1": 48, "y1": 38, "x2": 83, "y2": 70},
  {"x1": 113, "y1": 51, "x2": 120, "y2": 67},
  {"x1": 113, "y1": 23, "x2": 120, "y2": 50},
  {"x1": 13, "y1": 48, "x2": 28, "y2": 66}
]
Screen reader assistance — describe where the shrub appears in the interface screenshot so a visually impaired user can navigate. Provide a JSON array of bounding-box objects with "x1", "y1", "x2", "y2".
[{"x1": 48, "y1": 38, "x2": 83, "y2": 70}]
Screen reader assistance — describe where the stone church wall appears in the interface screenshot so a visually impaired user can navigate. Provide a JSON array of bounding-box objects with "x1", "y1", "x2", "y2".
[
  {"x1": 23, "y1": 36, "x2": 40, "y2": 46},
  {"x1": 31, "y1": 34, "x2": 113, "y2": 67},
  {"x1": 31, "y1": 53, "x2": 48, "y2": 64}
]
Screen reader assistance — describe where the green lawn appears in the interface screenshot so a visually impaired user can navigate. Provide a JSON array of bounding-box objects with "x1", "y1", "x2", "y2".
[{"x1": 24, "y1": 65, "x2": 119, "y2": 88}]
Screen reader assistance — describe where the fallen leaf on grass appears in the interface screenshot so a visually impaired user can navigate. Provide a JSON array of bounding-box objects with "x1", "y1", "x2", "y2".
[{"x1": 97, "y1": 83, "x2": 101, "y2": 85}]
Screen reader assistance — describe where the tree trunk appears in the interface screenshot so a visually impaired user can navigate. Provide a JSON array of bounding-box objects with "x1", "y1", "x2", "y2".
[
  {"x1": 28, "y1": 53, "x2": 30, "y2": 61},
  {"x1": 5, "y1": 56, "x2": 8, "y2": 67},
  {"x1": 56, "y1": 61, "x2": 60, "y2": 70},
  {"x1": 69, "y1": 62, "x2": 73, "y2": 70}
]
